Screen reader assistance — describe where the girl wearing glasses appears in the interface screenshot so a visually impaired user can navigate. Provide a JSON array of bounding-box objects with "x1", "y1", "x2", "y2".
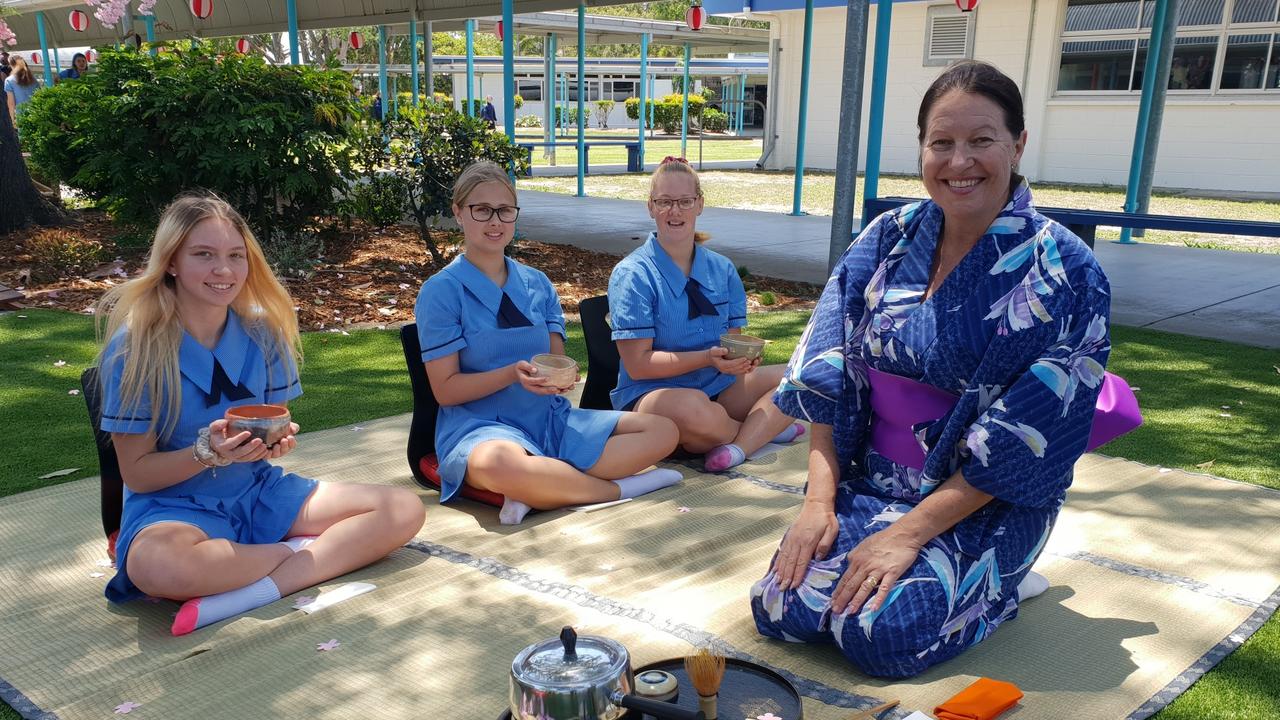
[
  {"x1": 607, "y1": 158, "x2": 803, "y2": 473},
  {"x1": 413, "y1": 161, "x2": 681, "y2": 525}
]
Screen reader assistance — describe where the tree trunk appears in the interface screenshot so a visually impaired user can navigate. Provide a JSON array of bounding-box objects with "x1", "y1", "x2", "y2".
[{"x1": 0, "y1": 109, "x2": 63, "y2": 235}]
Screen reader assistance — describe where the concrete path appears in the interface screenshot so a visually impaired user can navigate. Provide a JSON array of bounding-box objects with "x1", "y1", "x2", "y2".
[{"x1": 517, "y1": 190, "x2": 1280, "y2": 349}]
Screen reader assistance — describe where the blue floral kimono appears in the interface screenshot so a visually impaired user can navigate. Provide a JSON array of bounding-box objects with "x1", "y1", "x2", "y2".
[{"x1": 750, "y1": 183, "x2": 1112, "y2": 678}]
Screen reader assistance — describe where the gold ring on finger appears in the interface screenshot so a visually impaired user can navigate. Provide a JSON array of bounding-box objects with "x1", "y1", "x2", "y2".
[{"x1": 862, "y1": 575, "x2": 880, "y2": 589}]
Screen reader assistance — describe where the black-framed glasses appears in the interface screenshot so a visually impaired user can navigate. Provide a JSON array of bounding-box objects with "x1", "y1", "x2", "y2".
[
  {"x1": 468, "y1": 204, "x2": 520, "y2": 223},
  {"x1": 651, "y1": 196, "x2": 699, "y2": 212}
]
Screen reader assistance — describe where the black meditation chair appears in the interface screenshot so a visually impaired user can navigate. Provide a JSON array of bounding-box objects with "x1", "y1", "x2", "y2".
[
  {"x1": 399, "y1": 323, "x2": 505, "y2": 507},
  {"x1": 578, "y1": 295, "x2": 620, "y2": 411},
  {"x1": 80, "y1": 366, "x2": 125, "y2": 562}
]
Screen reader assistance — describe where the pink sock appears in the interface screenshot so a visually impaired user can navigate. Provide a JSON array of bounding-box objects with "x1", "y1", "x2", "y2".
[
  {"x1": 704, "y1": 444, "x2": 747, "y2": 473},
  {"x1": 771, "y1": 422, "x2": 805, "y2": 444},
  {"x1": 172, "y1": 577, "x2": 281, "y2": 636}
]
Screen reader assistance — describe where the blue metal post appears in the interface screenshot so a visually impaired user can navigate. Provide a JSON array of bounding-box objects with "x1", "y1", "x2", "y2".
[
  {"x1": 35, "y1": 13, "x2": 53, "y2": 87},
  {"x1": 410, "y1": 13, "x2": 420, "y2": 106},
  {"x1": 378, "y1": 26, "x2": 389, "y2": 121},
  {"x1": 465, "y1": 20, "x2": 475, "y2": 116},
  {"x1": 144, "y1": 14, "x2": 156, "y2": 55},
  {"x1": 681, "y1": 43, "x2": 691, "y2": 157},
  {"x1": 1119, "y1": 0, "x2": 1171, "y2": 244},
  {"x1": 548, "y1": 34, "x2": 557, "y2": 145},
  {"x1": 577, "y1": 2, "x2": 586, "y2": 197},
  {"x1": 638, "y1": 33, "x2": 649, "y2": 169},
  {"x1": 54, "y1": 48, "x2": 61, "y2": 75},
  {"x1": 739, "y1": 73, "x2": 747, "y2": 133},
  {"x1": 503, "y1": 0, "x2": 515, "y2": 139},
  {"x1": 287, "y1": 0, "x2": 300, "y2": 65},
  {"x1": 649, "y1": 74, "x2": 655, "y2": 134},
  {"x1": 790, "y1": 0, "x2": 815, "y2": 216},
  {"x1": 863, "y1": 0, "x2": 893, "y2": 210}
]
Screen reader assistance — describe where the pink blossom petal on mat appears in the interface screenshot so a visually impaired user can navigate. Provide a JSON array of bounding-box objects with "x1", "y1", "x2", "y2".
[
  {"x1": 53, "y1": 360, "x2": 67, "y2": 367},
  {"x1": 292, "y1": 596, "x2": 315, "y2": 609},
  {"x1": 316, "y1": 639, "x2": 341, "y2": 652},
  {"x1": 677, "y1": 506, "x2": 692, "y2": 513},
  {"x1": 114, "y1": 701, "x2": 142, "y2": 714},
  {"x1": 756, "y1": 714, "x2": 783, "y2": 720},
  {"x1": 96, "y1": 559, "x2": 114, "y2": 567},
  {"x1": 68, "y1": 389, "x2": 81, "y2": 395},
  {"x1": 89, "y1": 572, "x2": 105, "y2": 578}
]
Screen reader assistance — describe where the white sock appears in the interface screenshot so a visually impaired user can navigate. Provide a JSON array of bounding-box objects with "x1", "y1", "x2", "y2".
[
  {"x1": 771, "y1": 422, "x2": 805, "y2": 444},
  {"x1": 612, "y1": 468, "x2": 683, "y2": 500},
  {"x1": 1017, "y1": 570, "x2": 1050, "y2": 601},
  {"x1": 499, "y1": 497, "x2": 533, "y2": 525},
  {"x1": 172, "y1": 576, "x2": 281, "y2": 636},
  {"x1": 279, "y1": 535, "x2": 317, "y2": 553}
]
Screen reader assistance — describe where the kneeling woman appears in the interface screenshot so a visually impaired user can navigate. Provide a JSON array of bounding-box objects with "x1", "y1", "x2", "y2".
[
  {"x1": 414, "y1": 161, "x2": 681, "y2": 525},
  {"x1": 99, "y1": 194, "x2": 425, "y2": 636},
  {"x1": 608, "y1": 158, "x2": 802, "y2": 473}
]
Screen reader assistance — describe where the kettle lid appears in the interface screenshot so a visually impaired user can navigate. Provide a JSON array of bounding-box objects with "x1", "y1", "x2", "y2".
[{"x1": 512, "y1": 626, "x2": 628, "y2": 688}]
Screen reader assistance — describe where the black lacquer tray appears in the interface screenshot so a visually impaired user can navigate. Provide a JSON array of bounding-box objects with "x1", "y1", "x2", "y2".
[{"x1": 499, "y1": 656, "x2": 802, "y2": 719}]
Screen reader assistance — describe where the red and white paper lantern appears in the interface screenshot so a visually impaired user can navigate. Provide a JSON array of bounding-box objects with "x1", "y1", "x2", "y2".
[
  {"x1": 685, "y1": 3, "x2": 708, "y2": 31},
  {"x1": 955, "y1": 0, "x2": 980, "y2": 11},
  {"x1": 348, "y1": 31, "x2": 364, "y2": 50},
  {"x1": 30, "y1": 52, "x2": 41, "y2": 64},
  {"x1": 69, "y1": 9, "x2": 90, "y2": 33},
  {"x1": 235, "y1": 37, "x2": 250, "y2": 54},
  {"x1": 495, "y1": 20, "x2": 504, "y2": 41},
  {"x1": 189, "y1": 0, "x2": 214, "y2": 20},
  {"x1": 86, "y1": 49, "x2": 96, "y2": 63}
]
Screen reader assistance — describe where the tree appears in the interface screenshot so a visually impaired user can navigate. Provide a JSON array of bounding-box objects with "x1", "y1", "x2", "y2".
[{"x1": 0, "y1": 108, "x2": 62, "y2": 235}]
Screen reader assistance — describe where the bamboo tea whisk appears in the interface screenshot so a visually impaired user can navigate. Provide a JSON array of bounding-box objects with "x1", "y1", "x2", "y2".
[{"x1": 683, "y1": 647, "x2": 727, "y2": 719}]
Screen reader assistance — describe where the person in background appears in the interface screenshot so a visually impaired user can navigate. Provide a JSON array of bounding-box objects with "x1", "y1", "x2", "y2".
[
  {"x1": 4, "y1": 56, "x2": 41, "y2": 130},
  {"x1": 481, "y1": 95, "x2": 498, "y2": 130},
  {"x1": 57, "y1": 52, "x2": 89, "y2": 82}
]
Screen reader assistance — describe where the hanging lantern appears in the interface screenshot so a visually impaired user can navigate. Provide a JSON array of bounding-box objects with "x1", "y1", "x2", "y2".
[
  {"x1": 495, "y1": 20, "x2": 503, "y2": 41},
  {"x1": 69, "y1": 9, "x2": 90, "y2": 33},
  {"x1": 30, "y1": 52, "x2": 40, "y2": 64},
  {"x1": 955, "y1": 0, "x2": 980, "y2": 11},
  {"x1": 189, "y1": 0, "x2": 214, "y2": 20},
  {"x1": 86, "y1": 49, "x2": 96, "y2": 63},
  {"x1": 235, "y1": 37, "x2": 250, "y2": 54},
  {"x1": 348, "y1": 31, "x2": 364, "y2": 50},
  {"x1": 685, "y1": 2, "x2": 708, "y2": 31}
]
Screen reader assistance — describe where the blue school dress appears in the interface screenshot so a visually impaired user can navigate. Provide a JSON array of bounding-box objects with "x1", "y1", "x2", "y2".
[
  {"x1": 414, "y1": 255, "x2": 621, "y2": 502},
  {"x1": 607, "y1": 233, "x2": 748, "y2": 410},
  {"x1": 751, "y1": 182, "x2": 1112, "y2": 677},
  {"x1": 100, "y1": 310, "x2": 315, "y2": 603}
]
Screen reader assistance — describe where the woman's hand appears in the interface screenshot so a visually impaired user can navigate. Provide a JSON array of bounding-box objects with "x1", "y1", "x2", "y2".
[
  {"x1": 513, "y1": 361, "x2": 566, "y2": 396},
  {"x1": 707, "y1": 347, "x2": 754, "y2": 376},
  {"x1": 771, "y1": 499, "x2": 839, "y2": 590},
  {"x1": 208, "y1": 418, "x2": 272, "y2": 464},
  {"x1": 830, "y1": 527, "x2": 923, "y2": 616},
  {"x1": 264, "y1": 422, "x2": 300, "y2": 460}
]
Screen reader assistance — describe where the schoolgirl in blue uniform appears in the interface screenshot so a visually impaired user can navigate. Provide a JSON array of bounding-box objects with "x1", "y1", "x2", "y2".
[
  {"x1": 414, "y1": 161, "x2": 681, "y2": 525},
  {"x1": 97, "y1": 193, "x2": 424, "y2": 636},
  {"x1": 607, "y1": 158, "x2": 803, "y2": 472}
]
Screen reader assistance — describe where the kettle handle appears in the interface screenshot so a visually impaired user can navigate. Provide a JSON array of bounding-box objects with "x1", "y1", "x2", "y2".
[
  {"x1": 616, "y1": 693, "x2": 705, "y2": 720},
  {"x1": 559, "y1": 626, "x2": 578, "y2": 662}
]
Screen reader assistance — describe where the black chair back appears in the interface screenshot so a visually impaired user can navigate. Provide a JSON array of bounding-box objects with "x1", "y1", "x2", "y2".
[
  {"x1": 80, "y1": 367, "x2": 124, "y2": 539},
  {"x1": 578, "y1": 295, "x2": 620, "y2": 411},
  {"x1": 400, "y1": 324, "x2": 440, "y2": 489}
]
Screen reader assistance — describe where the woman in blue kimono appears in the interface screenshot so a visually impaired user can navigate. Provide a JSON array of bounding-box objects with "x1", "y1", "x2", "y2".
[
  {"x1": 751, "y1": 62, "x2": 1116, "y2": 678},
  {"x1": 98, "y1": 194, "x2": 425, "y2": 636},
  {"x1": 415, "y1": 161, "x2": 681, "y2": 526},
  {"x1": 608, "y1": 158, "x2": 804, "y2": 473}
]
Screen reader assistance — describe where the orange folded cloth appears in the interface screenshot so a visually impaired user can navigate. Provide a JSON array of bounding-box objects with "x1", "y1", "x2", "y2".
[{"x1": 933, "y1": 678, "x2": 1024, "y2": 720}]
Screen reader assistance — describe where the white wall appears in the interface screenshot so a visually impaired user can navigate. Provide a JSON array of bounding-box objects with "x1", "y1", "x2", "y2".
[{"x1": 765, "y1": 0, "x2": 1280, "y2": 193}]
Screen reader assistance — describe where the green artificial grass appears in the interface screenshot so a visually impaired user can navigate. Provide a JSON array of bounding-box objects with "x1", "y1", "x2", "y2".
[
  {"x1": 1, "y1": 308, "x2": 1277, "y2": 719},
  {"x1": 518, "y1": 171, "x2": 1280, "y2": 254}
]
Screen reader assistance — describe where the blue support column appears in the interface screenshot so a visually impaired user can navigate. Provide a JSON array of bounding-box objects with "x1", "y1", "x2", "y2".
[
  {"x1": 465, "y1": 20, "x2": 475, "y2": 116},
  {"x1": 287, "y1": 0, "x2": 300, "y2": 65},
  {"x1": 648, "y1": 74, "x2": 656, "y2": 134},
  {"x1": 680, "y1": 43, "x2": 691, "y2": 158},
  {"x1": 862, "y1": 0, "x2": 893, "y2": 211},
  {"x1": 576, "y1": 2, "x2": 586, "y2": 197},
  {"x1": 1120, "y1": 0, "x2": 1175, "y2": 244},
  {"x1": 739, "y1": 73, "x2": 747, "y2": 133},
  {"x1": 378, "y1": 26, "x2": 389, "y2": 121},
  {"x1": 503, "y1": 0, "x2": 515, "y2": 140},
  {"x1": 410, "y1": 12, "x2": 420, "y2": 106},
  {"x1": 144, "y1": 14, "x2": 156, "y2": 55},
  {"x1": 638, "y1": 33, "x2": 650, "y2": 170},
  {"x1": 790, "y1": 0, "x2": 815, "y2": 216},
  {"x1": 548, "y1": 34, "x2": 557, "y2": 146},
  {"x1": 35, "y1": 12, "x2": 53, "y2": 87},
  {"x1": 54, "y1": 48, "x2": 61, "y2": 75}
]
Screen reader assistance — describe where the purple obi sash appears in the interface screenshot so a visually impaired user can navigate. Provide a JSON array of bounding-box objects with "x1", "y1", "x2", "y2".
[{"x1": 866, "y1": 366, "x2": 1142, "y2": 471}]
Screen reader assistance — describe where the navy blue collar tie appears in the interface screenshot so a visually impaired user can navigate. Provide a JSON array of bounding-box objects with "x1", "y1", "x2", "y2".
[
  {"x1": 686, "y1": 278, "x2": 718, "y2": 320},
  {"x1": 497, "y1": 292, "x2": 534, "y2": 329},
  {"x1": 206, "y1": 358, "x2": 255, "y2": 407}
]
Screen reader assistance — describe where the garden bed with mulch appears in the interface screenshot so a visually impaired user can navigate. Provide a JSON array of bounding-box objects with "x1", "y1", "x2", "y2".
[{"x1": 0, "y1": 210, "x2": 820, "y2": 329}]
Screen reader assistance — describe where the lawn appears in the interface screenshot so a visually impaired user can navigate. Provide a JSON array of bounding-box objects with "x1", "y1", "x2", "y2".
[
  {"x1": 1, "y1": 308, "x2": 1277, "y2": 720},
  {"x1": 518, "y1": 171, "x2": 1280, "y2": 254},
  {"x1": 514, "y1": 133, "x2": 763, "y2": 168}
]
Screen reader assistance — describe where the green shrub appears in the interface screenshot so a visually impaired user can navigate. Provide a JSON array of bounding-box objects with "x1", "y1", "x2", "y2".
[
  {"x1": 262, "y1": 229, "x2": 325, "y2": 278},
  {"x1": 20, "y1": 46, "x2": 359, "y2": 244},
  {"x1": 701, "y1": 107, "x2": 728, "y2": 133},
  {"x1": 758, "y1": 291, "x2": 777, "y2": 306},
  {"x1": 25, "y1": 230, "x2": 105, "y2": 282},
  {"x1": 513, "y1": 94, "x2": 524, "y2": 109},
  {"x1": 594, "y1": 100, "x2": 615, "y2": 129},
  {"x1": 340, "y1": 173, "x2": 408, "y2": 229},
  {"x1": 737, "y1": 264, "x2": 751, "y2": 279},
  {"x1": 553, "y1": 105, "x2": 591, "y2": 127},
  {"x1": 627, "y1": 94, "x2": 706, "y2": 134},
  {"x1": 515, "y1": 114, "x2": 542, "y2": 128}
]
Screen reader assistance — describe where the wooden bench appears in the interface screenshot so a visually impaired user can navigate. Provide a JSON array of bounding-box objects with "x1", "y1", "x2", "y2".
[
  {"x1": 516, "y1": 140, "x2": 642, "y2": 176},
  {"x1": 863, "y1": 197, "x2": 1280, "y2": 250}
]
